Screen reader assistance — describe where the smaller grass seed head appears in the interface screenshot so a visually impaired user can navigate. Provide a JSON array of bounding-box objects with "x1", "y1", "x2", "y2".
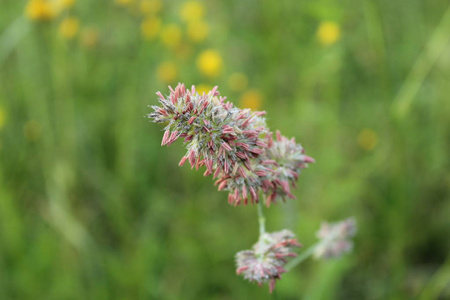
[
  {"x1": 235, "y1": 229, "x2": 302, "y2": 293},
  {"x1": 314, "y1": 217, "x2": 357, "y2": 259}
]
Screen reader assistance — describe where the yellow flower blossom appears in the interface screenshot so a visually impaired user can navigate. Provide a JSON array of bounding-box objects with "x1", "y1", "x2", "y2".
[
  {"x1": 317, "y1": 21, "x2": 341, "y2": 46},
  {"x1": 160, "y1": 24, "x2": 182, "y2": 48},
  {"x1": 196, "y1": 84, "x2": 212, "y2": 94},
  {"x1": 157, "y1": 61, "x2": 178, "y2": 84},
  {"x1": 196, "y1": 49, "x2": 223, "y2": 77},
  {"x1": 357, "y1": 129, "x2": 378, "y2": 151},
  {"x1": 59, "y1": 17, "x2": 80, "y2": 39},
  {"x1": 187, "y1": 20, "x2": 209, "y2": 42},
  {"x1": 25, "y1": 0, "x2": 57, "y2": 21},
  {"x1": 141, "y1": 17, "x2": 161, "y2": 39},
  {"x1": 180, "y1": 1, "x2": 204, "y2": 23},
  {"x1": 228, "y1": 72, "x2": 248, "y2": 92},
  {"x1": 0, "y1": 107, "x2": 5, "y2": 130},
  {"x1": 139, "y1": 0, "x2": 162, "y2": 15},
  {"x1": 239, "y1": 89, "x2": 263, "y2": 110},
  {"x1": 23, "y1": 120, "x2": 42, "y2": 142},
  {"x1": 80, "y1": 27, "x2": 99, "y2": 48}
]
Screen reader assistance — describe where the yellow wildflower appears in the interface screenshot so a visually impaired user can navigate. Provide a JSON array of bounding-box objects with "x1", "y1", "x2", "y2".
[
  {"x1": 228, "y1": 72, "x2": 248, "y2": 92},
  {"x1": 196, "y1": 84, "x2": 212, "y2": 94},
  {"x1": 23, "y1": 120, "x2": 42, "y2": 142},
  {"x1": 160, "y1": 24, "x2": 182, "y2": 48},
  {"x1": 180, "y1": 1, "x2": 204, "y2": 23},
  {"x1": 59, "y1": 17, "x2": 80, "y2": 39},
  {"x1": 357, "y1": 129, "x2": 378, "y2": 151},
  {"x1": 80, "y1": 27, "x2": 99, "y2": 48},
  {"x1": 239, "y1": 89, "x2": 263, "y2": 110},
  {"x1": 187, "y1": 20, "x2": 209, "y2": 42},
  {"x1": 317, "y1": 21, "x2": 341, "y2": 46},
  {"x1": 141, "y1": 17, "x2": 161, "y2": 40},
  {"x1": 25, "y1": 0, "x2": 56, "y2": 21},
  {"x1": 0, "y1": 107, "x2": 5, "y2": 130},
  {"x1": 157, "y1": 61, "x2": 178, "y2": 84},
  {"x1": 139, "y1": 0, "x2": 162, "y2": 15},
  {"x1": 196, "y1": 49, "x2": 223, "y2": 77}
]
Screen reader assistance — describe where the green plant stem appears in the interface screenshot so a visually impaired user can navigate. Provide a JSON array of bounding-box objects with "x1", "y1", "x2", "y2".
[
  {"x1": 0, "y1": 16, "x2": 30, "y2": 66},
  {"x1": 419, "y1": 253, "x2": 450, "y2": 300},
  {"x1": 284, "y1": 243, "x2": 319, "y2": 271},
  {"x1": 391, "y1": 4, "x2": 450, "y2": 119},
  {"x1": 257, "y1": 199, "x2": 266, "y2": 236}
]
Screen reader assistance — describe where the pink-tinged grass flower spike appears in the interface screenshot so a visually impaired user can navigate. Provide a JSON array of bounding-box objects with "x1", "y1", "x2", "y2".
[
  {"x1": 216, "y1": 130, "x2": 315, "y2": 206},
  {"x1": 148, "y1": 84, "x2": 314, "y2": 206},
  {"x1": 235, "y1": 229, "x2": 302, "y2": 293},
  {"x1": 257, "y1": 131, "x2": 315, "y2": 206},
  {"x1": 314, "y1": 217, "x2": 357, "y2": 259},
  {"x1": 148, "y1": 83, "x2": 269, "y2": 204}
]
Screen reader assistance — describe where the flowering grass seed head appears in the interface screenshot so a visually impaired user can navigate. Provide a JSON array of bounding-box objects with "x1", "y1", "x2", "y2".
[
  {"x1": 259, "y1": 131, "x2": 315, "y2": 205},
  {"x1": 148, "y1": 84, "x2": 314, "y2": 206},
  {"x1": 235, "y1": 229, "x2": 302, "y2": 293},
  {"x1": 314, "y1": 217, "x2": 357, "y2": 259}
]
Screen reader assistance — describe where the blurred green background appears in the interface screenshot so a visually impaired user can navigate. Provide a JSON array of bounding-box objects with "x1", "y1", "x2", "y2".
[{"x1": 1, "y1": 0, "x2": 450, "y2": 299}]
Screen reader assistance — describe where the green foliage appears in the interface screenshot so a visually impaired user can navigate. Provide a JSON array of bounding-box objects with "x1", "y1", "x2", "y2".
[{"x1": 0, "y1": 0, "x2": 449, "y2": 299}]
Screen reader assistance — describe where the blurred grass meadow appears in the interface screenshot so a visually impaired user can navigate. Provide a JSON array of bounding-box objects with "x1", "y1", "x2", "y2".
[{"x1": 1, "y1": 0, "x2": 450, "y2": 299}]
